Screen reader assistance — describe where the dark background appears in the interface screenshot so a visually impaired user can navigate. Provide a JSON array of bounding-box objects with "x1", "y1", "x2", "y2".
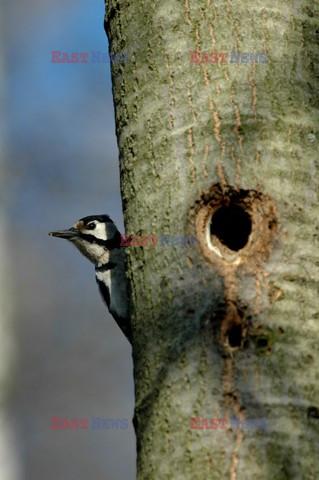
[{"x1": 3, "y1": 1, "x2": 135, "y2": 478}]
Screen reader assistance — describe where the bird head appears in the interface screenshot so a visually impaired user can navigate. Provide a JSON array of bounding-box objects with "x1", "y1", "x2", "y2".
[{"x1": 49, "y1": 215, "x2": 121, "y2": 264}]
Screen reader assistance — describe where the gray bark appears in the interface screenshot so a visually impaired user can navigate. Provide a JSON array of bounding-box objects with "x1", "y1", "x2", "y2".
[{"x1": 105, "y1": 1, "x2": 319, "y2": 478}]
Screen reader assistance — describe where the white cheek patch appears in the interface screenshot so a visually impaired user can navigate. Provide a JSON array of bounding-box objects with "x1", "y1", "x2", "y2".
[{"x1": 90, "y1": 222, "x2": 107, "y2": 241}]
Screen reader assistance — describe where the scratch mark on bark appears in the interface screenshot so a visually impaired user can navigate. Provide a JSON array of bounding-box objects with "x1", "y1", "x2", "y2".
[
  {"x1": 187, "y1": 83, "x2": 197, "y2": 124},
  {"x1": 217, "y1": 163, "x2": 227, "y2": 189},
  {"x1": 203, "y1": 144, "x2": 209, "y2": 179},
  {"x1": 203, "y1": 65, "x2": 210, "y2": 87},
  {"x1": 184, "y1": 0, "x2": 191, "y2": 26},
  {"x1": 233, "y1": 18, "x2": 241, "y2": 51},
  {"x1": 230, "y1": 85, "x2": 243, "y2": 150},
  {"x1": 249, "y1": 63, "x2": 257, "y2": 118},
  {"x1": 186, "y1": 84, "x2": 197, "y2": 183},
  {"x1": 255, "y1": 150, "x2": 262, "y2": 190},
  {"x1": 212, "y1": 2, "x2": 218, "y2": 21},
  {"x1": 195, "y1": 26, "x2": 201, "y2": 50},
  {"x1": 209, "y1": 23, "x2": 216, "y2": 48},
  {"x1": 187, "y1": 127, "x2": 197, "y2": 183},
  {"x1": 210, "y1": 99, "x2": 221, "y2": 142},
  {"x1": 231, "y1": 146, "x2": 241, "y2": 190},
  {"x1": 165, "y1": 55, "x2": 175, "y2": 130}
]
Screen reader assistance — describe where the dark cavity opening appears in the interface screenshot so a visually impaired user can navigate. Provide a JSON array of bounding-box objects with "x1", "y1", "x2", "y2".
[
  {"x1": 307, "y1": 406, "x2": 319, "y2": 419},
  {"x1": 257, "y1": 337, "x2": 268, "y2": 348},
  {"x1": 227, "y1": 324, "x2": 243, "y2": 348},
  {"x1": 210, "y1": 205, "x2": 252, "y2": 251}
]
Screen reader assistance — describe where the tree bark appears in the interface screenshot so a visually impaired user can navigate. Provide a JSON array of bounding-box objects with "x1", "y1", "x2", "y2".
[{"x1": 105, "y1": 1, "x2": 319, "y2": 478}]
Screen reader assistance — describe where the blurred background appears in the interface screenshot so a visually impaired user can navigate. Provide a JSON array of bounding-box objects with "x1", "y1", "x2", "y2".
[{"x1": 1, "y1": 1, "x2": 135, "y2": 479}]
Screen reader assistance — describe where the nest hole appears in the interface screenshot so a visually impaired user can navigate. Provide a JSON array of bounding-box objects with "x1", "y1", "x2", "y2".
[
  {"x1": 227, "y1": 324, "x2": 243, "y2": 348},
  {"x1": 210, "y1": 205, "x2": 252, "y2": 251}
]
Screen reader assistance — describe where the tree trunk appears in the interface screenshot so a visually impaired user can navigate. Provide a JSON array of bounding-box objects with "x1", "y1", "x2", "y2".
[{"x1": 105, "y1": 1, "x2": 319, "y2": 478}]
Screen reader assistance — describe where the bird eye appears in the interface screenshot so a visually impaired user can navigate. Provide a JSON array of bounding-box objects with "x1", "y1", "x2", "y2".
[{"x1": 86, "y1": 222, "x2": 96, "y2": 230}]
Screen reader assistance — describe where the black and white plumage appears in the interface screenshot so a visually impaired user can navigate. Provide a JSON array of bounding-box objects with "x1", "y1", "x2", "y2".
[{"x1": 49, "y1": 215, "x2": 130, "y2": 340}]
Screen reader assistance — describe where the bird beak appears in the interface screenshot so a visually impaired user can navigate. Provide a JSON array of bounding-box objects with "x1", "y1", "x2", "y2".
[{"x1": 48, "y1": 227, "x2": 79, "y2": 239}]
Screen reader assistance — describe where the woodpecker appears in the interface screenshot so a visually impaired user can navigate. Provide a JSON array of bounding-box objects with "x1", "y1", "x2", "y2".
[{"x1": 48, "y1": 215, "x2": 130, "y2": 341}]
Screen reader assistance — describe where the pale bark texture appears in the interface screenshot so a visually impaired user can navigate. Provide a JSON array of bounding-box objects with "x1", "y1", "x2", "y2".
[{"x1": 105, "y1": 1, "x2": 319, "y2": 479}]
